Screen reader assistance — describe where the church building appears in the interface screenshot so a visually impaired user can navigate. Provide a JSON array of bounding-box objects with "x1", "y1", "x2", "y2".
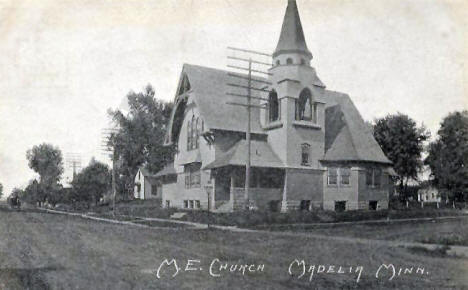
[{"x1": 156, "y1": 0, "x2": 395, "y2": 212}]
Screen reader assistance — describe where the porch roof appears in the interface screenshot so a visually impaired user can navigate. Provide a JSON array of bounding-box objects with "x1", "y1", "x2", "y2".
[
  {"x1": 154, "y1": 162, "x2": 177, "y2": 177},
  {"x1": 204, "y1": 139, "x2": 284, "y2": 169}
]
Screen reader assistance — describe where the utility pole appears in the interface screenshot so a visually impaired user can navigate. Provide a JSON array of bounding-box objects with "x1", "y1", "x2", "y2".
[
  {"x1": 101, "y1": 128, "x2": 119, "y2": 217},
  {"x1": 65, "y1": 153, "x2": 82, "y2": 182},
  {"x1": 226, "y1": 47, "x2": 273, "y2": 210}
]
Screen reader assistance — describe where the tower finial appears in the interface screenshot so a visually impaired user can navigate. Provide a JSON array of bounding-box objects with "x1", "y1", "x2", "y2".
[{"x1": 273, "y1": 0, "x2": 312, "y2": 59}]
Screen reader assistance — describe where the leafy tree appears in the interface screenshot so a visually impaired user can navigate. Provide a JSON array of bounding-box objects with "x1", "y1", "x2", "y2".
[
  {"x1": 26, "y1": 143, "x2": 64, "y2": 186},
  {"x1": 108, "y1": 84, "x2": 174, "y2": 199},
  {"x1": 373, "y1": 113, "x2": 430, "y2": 199},
  {"x1": 71, "y1": 158, "x2": 111, "y2": 206},
  {"x1": 425, "y1": 111, "x2": 468, "y2": 202},
  {"x1": 21, "y1": 179, "x2": 43, "y2": 205}
]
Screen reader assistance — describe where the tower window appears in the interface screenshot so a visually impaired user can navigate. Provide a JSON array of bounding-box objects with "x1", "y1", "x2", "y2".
[
  {"x1": 286, "y1": 58, "x2": 293, "y2": 65},
  {"x1": 301, "y1": 143, "x2": 310, "y2": 165},
  {"x1": 296, "y1": 88, "x2": 316, "y2": 121},
  {"x1": 268, "y1": 90, "x2": 279, "y2": 122}
]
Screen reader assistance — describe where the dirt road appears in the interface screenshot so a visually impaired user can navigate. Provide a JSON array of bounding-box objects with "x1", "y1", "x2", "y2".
[{"x1": 1, "y1": 207, "x2": 467, "y2": 289}]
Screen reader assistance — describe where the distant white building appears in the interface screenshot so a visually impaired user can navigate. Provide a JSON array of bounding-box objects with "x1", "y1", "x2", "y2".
[
  {"x1": 134, "y1": 167, "x2": 161, "y2": 200},
  {"x1": 418, "y1": 185, "x2": 441, "y2": 203}
]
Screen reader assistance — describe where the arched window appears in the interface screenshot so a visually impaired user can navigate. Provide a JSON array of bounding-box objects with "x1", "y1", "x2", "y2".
[
  {"x1": 187, "y1": 119, "x2": 192, "y2": 150},
  {"x1": 268, "y1": 90, "x2": 279, "y2": 122},
  {"x1": 195, "y1": 117, "x2": 200, "y2": 148},
  {"x1": 301, "y1": 143, "x2": 310, "y2": 165},
  {"x1": 296, "y1": 89, "x2": 313, "y2": 121},
  {"x1": 286, "y1": 58, "x2": 293, "y2": 65},
  {"x1": 191, "y1": 115, "x2": 196, "y2": 149}
]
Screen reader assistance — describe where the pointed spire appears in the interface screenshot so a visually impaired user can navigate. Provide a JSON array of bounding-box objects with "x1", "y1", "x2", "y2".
[{"x1": 273, "y1": 0, "x2": 312, "y2": 59}]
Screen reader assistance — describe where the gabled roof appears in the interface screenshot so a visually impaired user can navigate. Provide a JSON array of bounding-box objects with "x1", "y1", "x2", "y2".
[
  {"x1": 323, "y1": 92, "x2": 392, "y2": 164},
  {"x1": 165, "y1": 64, "x2": 267, "y2": 144},
  {"x1": 204, "y1": 139, "x2": 284, "y2": 169},
  {"x1": 273, "y1": 0, "x2": 312, "y2": 58},
  {"x1": 165, "y1": 64, "x2": 390, "y2": 165},
  {"x1": 138, "y1": 167, "x2": 153, "y2": 177}
]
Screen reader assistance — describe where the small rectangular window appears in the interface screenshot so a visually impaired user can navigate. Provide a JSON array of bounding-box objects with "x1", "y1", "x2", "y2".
[
  {"x1": 335, "y1": 201, "x2": 346, "y2": 212},
  {"x1": 366, "y1": 169, "x2": 373, "y2": 187},
  {"x1": 301, "y1": 144, "x2": 310, "y2": 165},
  {"x1": 184, "y1": 200, "x2": 188, "y2": 208},
  {"x1": 189, "y1": 200, "x2": 194, "y2": 209},
  {"x1": 340, "y1": 168, "x2": 350, "y2": 185},
  {"x1": 374, "y1": 169, "x2": 381, "y2": 187},
  {"x1": 312, "y1": 103, "x2": 318, "y2": 123},
  {"x1": 195, "y1": 200, "x2": 200, "y2": 209},
  {"x1": 328, "y1": 168, "x2": 338, "y2": 185}
]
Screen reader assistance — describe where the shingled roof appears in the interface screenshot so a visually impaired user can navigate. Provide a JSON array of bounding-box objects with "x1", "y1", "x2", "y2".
[
  {"x1": 204, "y1": 139, "x2": 284, "y2": 169},
  {"x1": 166, "y1": 64, "x2": 390, "y2": 165},
  {"x1": 323, "y1": 91, "x2": 392, "y2": 164}
]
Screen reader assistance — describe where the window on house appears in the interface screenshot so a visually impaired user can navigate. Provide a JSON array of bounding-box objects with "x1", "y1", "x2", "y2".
[
  {"x1": 184, "y1": 163, "x2": 202, "y2": 188},
  {"x1": 300, "y1": 58, "x2": 305, "y2": 65},
  {"x1": 189, "y1": 200, "x2": 194, "y2": 209},
  {"x1": 195, "y1": 200, "x2": 201, "y2": 209},
  {"x1": 184, "y1": 200, "x2": 188, "y2": 208},
  {"x1": 312, "y1": 103, "x2": 318, "y2": 123},
  {"x1": 191, "y1": 115, "x2": 196, "y2": 150},
  {"x1": 296, "y1": 89, "x2": 316, "y2": 121},
  {"x1": 301, "y1": 143, "x2": 310, "y2": 165},
  {"x1": 286, "y1": 58, "x2": 293, "y2": 65},
  {"x1": 366, "y1": 169, "x2": 373, "y2": 187},
  {"x1": 276, "y1": 60, "x2": 280, "y2": 66},
  {"x1": 166, "y1": 200, "x2": 171, "y2": 208},
  {"x1": 366, "y1": 168, "x2": 382, "y2": 188},
  {"x1": 268, "y1": 90, "x2": 279, "y2": 122},
  {"x1": 335, "y1": 201, "x2": 346, "y2": 212},
  {"x1": 340, "y1": 168, "x2": 351, "y2": 185},
  {"x1": 328, "y1": 168, "x2": 338, "y2": 185},
  {"x1": 374, "y1": 169, "x2": 381, "y2": 187},
  {"x1": 300, "y1": 200, "x2": 311, "y2": 211},
  {"x1": 369, "y1": 201, "x2": 378, "y2": 210},
  {"x1": 187, "y1": 119, "x2": 192, "y2": 150},
  {"x1": 195, "y1": 117, "x2": 200, "y2": 149}
]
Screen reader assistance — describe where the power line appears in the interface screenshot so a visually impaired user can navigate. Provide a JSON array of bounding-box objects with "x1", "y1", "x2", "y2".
[{"x1": 226, "y1": 46, "x2": 272, "y2": 210}]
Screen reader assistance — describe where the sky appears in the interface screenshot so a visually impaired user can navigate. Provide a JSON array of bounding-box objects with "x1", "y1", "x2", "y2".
[{"x1": 0, "y1": 0, "x2": 466, "y2": 197}]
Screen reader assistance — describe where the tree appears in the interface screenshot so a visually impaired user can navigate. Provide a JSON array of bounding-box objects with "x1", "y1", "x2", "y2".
[
  {"x1": 373, "y1": 113, "x2": 430, "y2": 199},
  {"x1": 72, "y1": 158, "x2": 111, "y2": 206},
  {"x1": 108, "y1": 84, "x2": 174, "y2": 199},
  {"x1": 0, "y1": 183, "x2": 3, "y2": 200},
  {"x1": 425, "y1": 111, "x2": 468, "y2": 202},
  {"x1": 21, "y1": 179, "x2": 44, "y2": 205},
  {"x1": 26, "y1": 143, "x2": 64, "y2": 186}
]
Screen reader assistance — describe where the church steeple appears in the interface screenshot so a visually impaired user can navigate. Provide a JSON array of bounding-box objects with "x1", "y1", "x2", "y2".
[{"x1": 273, "y1": 0, "x2": 312, "y2": 64}]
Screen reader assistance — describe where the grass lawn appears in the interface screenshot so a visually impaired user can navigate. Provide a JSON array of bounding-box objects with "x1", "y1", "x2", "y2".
[
  {"x1": 1, "y1": 207, "x2": 468, "y2": 289},
  {"x1": 283, "y1": 218, "x2": 468, "y2": 247}
]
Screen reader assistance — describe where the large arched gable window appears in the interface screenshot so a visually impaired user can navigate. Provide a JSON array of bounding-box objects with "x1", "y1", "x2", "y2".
[
  {"x1": 296, "y1": 88, "x2": 318, "y2": 123},
  {"x1": 268, "y1": 90, "x2": 279, "y2": 122}
]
